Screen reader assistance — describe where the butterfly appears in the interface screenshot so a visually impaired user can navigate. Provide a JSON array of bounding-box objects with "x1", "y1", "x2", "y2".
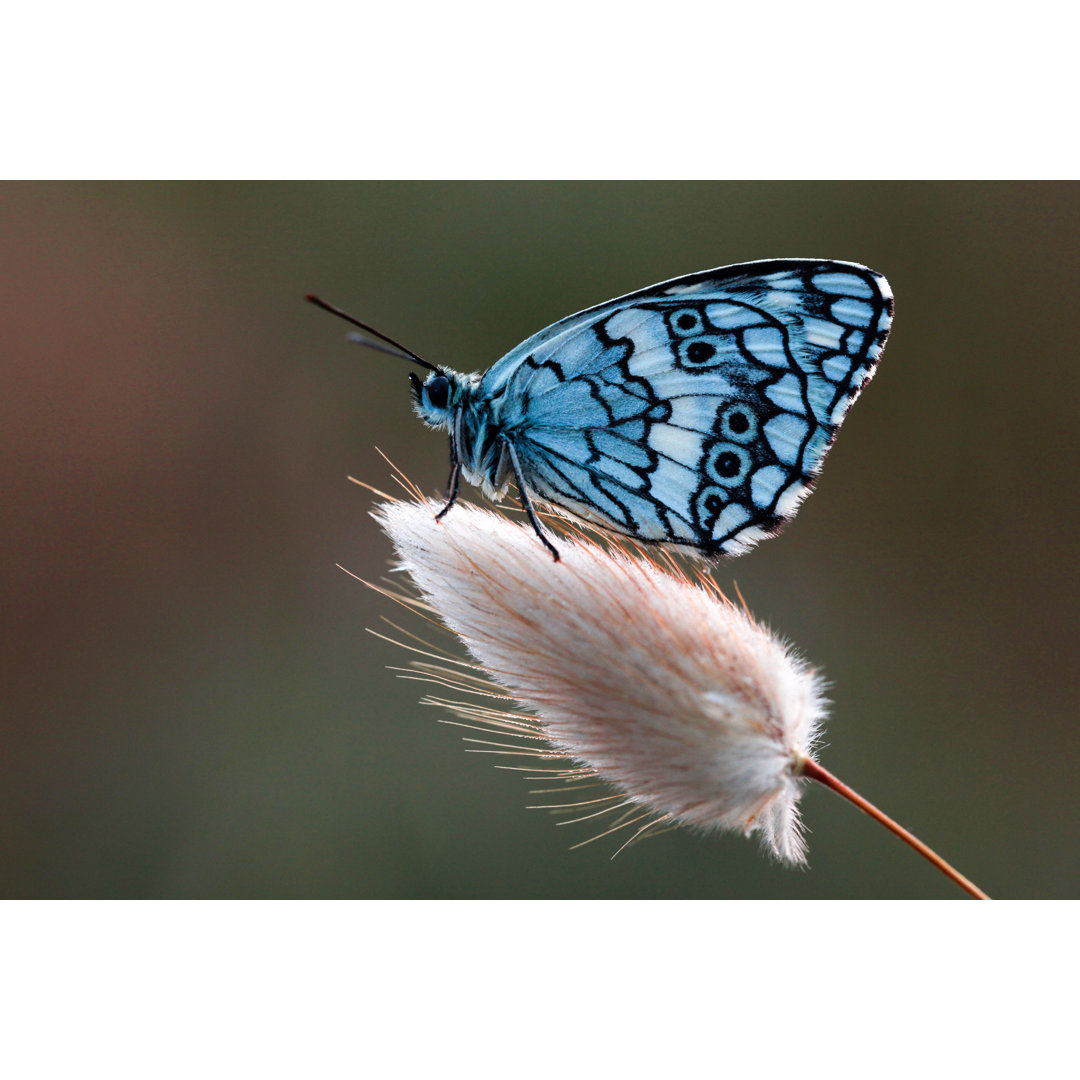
[{"x1": 308, "y1": 258, "x2": 893, "y2": 561}]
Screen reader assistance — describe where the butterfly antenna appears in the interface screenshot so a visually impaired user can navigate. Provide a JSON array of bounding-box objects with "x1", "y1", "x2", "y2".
[
  {"x1": 344, "y1": 331, "x2": 417, "y2": 362},
  {"x1": 305, "y1": 294, "x2": 442, "y2": 374}
]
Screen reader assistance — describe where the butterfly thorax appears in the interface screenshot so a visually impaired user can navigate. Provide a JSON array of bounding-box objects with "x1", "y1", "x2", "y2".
[{"x1": 413, "y1": 369, "x2": 515, "y2": 500}]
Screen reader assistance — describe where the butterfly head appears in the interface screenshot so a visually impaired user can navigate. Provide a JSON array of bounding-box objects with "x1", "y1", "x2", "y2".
[{"x1": 409, "y1": 369, "x2": 474, "y2": 430}]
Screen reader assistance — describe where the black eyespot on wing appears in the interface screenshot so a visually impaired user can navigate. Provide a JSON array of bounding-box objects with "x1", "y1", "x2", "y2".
[
  {"x1": 705, "y1": 442, "x2": 751, "y2": 486},
  {"x1": 727, "y1": 411, "x2": 749, "y2": 434},
  {"x1": 668, "y1": 308, "x2": 703, "y2": 336},
  {"x1": 674, "y1": 334, "x2": 725, "y2": 371},
  {"x1": 713, "y1": 404, "x2": 759, "y2": 444},
  {"x1": 694, "y1": 484, "x2": 730, "y2": 533},
  {"x1": 714, "y1": 451, "x2": 741, "y2": 477}
]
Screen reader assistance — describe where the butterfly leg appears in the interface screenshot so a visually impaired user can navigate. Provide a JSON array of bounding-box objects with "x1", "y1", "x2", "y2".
[
  {"x1": 500, "y1": 435, "x2": 560, "y2": 562},
  {"x1": 435, "y1": 460, "x2": 461, "y2": 521},
  {"x1": 435, "y1": 410, "x2": 463, "y2": 522}
]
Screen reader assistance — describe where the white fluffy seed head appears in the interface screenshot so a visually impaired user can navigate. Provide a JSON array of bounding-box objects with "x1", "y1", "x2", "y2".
[{"x1": 374, "y1": 499, "x2": 827, "y2": 864}]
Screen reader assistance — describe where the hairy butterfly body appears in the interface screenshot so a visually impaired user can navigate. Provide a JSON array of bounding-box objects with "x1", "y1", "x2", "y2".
[{"x1": 309, "y1": 258, "x2": 893, "y2": 560}]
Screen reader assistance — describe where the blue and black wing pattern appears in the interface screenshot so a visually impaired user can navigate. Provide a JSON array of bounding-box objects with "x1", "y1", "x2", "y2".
[{"x1": 483, "y1": 259, "x2": 893, "y2": 555}]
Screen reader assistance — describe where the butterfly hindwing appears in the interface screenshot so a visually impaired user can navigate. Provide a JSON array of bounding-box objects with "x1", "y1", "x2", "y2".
[{"x1": 485, "y1": 259, "x2": 893, "y2": 554}]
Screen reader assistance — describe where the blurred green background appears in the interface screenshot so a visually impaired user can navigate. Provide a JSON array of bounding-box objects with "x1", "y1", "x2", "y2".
[{"x1": 2, "y1": 182, "x2": 1077, "y2": 898}]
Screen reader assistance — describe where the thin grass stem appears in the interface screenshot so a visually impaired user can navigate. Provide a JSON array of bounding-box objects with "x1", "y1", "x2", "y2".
[{"x1": 798, "y1": 757, "x2": 991, "y2": 900}]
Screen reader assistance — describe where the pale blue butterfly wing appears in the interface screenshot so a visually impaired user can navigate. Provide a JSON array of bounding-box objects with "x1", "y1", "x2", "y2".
[{"x1": 478, "y1": 259, "x2": 892, "y2": 555}]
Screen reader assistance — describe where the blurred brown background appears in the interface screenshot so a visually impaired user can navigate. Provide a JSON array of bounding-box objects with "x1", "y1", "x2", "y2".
[{"x1": 1, "y1": 182, "x2": 1076, "y2": 898}]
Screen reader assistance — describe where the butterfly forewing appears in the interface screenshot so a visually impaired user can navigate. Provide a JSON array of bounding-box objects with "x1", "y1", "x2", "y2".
[{"x1": 483, "y1": 259, "x2": 892, "y2": 555}]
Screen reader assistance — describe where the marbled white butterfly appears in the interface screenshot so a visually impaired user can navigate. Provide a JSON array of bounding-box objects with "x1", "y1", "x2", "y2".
[{"x1": 309, "y1": 259, "x2": 893, "y2": 560}]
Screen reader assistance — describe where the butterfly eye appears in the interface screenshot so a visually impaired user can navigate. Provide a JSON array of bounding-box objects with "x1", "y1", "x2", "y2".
[{"x1": 425, "y1": 375, "x2": 451, "y2": 410}]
